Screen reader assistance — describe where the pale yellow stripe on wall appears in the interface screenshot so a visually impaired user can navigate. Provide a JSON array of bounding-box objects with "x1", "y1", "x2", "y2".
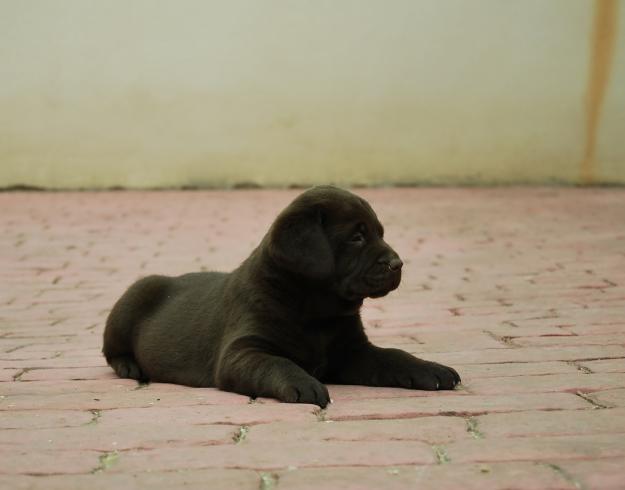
[{"x1": 581, "y1": 0, "x2": 619, "y2": 184}]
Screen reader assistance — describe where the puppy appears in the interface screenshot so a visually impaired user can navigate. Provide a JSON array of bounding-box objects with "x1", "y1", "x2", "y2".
[{"x1": 103, "y1": 186, "x2": 460, "y2": 407}]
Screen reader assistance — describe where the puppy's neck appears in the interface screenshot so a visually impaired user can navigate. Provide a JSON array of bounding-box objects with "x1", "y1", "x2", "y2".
[
  {"x1": 244, "y1": 246, "x2": 363, "y2": 319},
  {"x1": 302, "y1": 291, "x2": 363, "y2": 319}
]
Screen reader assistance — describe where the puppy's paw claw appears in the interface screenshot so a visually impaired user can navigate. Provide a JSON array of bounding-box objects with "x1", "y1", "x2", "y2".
[
  {"x1": 406, "y1": 360, "x2": 461, "y2": 391},
  {"x1": 280, "y1": 378, "x2": 330, "y2": 408}
]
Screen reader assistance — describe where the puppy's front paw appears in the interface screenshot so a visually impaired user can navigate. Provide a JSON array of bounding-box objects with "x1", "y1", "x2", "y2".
[
  {"x1": 279, "y1": 377, "x2": 330, "y2": 408},
  {"x1": 404, "y1": 360, "x2": 461, "y2": 391}
]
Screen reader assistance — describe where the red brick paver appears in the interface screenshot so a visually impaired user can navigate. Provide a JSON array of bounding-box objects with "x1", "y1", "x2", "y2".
[{"x1": 1, "y1": 188, "x2": 625, "y2": 489}]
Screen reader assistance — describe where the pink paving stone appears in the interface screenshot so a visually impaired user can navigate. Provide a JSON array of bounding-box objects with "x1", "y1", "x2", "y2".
[
  {"x1": 3, "y1": 379, "x2": 247, "y2": 396},
  {"x1": 0, "y1": 357, "x2": 108, "y2": 369},
  {"x1": 325, "y1": 392, "x2": 589, "y2": 420},
  {"x1": 0, "y1": 370, "x2": 18, "y2": 381},
  {"x1": 108, "y1": 441, "x2": 436, "y2": 472},
  {"x1": 0, "y1": 422, "x2": 238, "y2": 451},
  {"x1": 463, "y1": 372, "x2": 625, "y2": 395},
  {"x1": 2, "y1": 189, "x2": 625, "y2": 488},
  {"x1": 1, "y1": 329, "x2": 86, "y2": 340},
  {"x1": 408, "y1": 331, "x2": 507, "y2": 352},
  {"x1": 422, "y1": 345, "x2": 625, "y2": 365},
  {"x1": 446, "y1": 434, "x2": 625, "y2": 463},
  {"x1": 2, "y1": 379, "x2": 141, "y2": 395},
  {"x1": 0, "y1": 449, "x2": 101, "y2": 475},
  {"x1": 557, "y1": 458, "x2": 625, "y2": 490},
  {"x1": 0, "y1": 470, "x2": 260, "y2": 490},
  {"x1": 514, "y1": 333, "x2": 625, "y2": 347},
  {"x1": 327, "y1": 384, "x2": 468, "y2": 401},
  {"x1": 1, "y1": 342, "x2": 98, "y2": 354},
  {"x1": 96, "y1": 403, "x2": 318, "y2": 427},
  {"x1": 247, "y1": 416, "x2": 470, "y2": 445},
  {"x1": 592, "y1": 388, "x2": 625, "y2": 407},
  {"x1": 19, "y1": 367, "x2": 116, "y2": 381},
  {"x1": 0, "y1": 409, "x2": 94, "y2": 429},
  {"x1": 567, "y1": 324, "x2": 625, "y2": 336},
  {"x1": 275, "y1": 463, "x2": 576, "y2": 490},
  {"x1": 487, "y1": 325, "x2": 577, "y2": 337},
  {"x1": 457, "y1": 360, "x2": 580, "y2": 379},
  {"x1": 579, "y1": 358, "x2": 625, "y2": 373},
  {"x1": 475, "y1": 408, "x2": 625, "y2": 438},
  {"x1": 0, "y1": 386, "x2": 250, "y2": 410}
]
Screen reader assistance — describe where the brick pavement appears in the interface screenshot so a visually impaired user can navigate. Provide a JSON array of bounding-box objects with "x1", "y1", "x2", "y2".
[{"x1": 1, "y1": 187, "x2": 624, "y2": 489}]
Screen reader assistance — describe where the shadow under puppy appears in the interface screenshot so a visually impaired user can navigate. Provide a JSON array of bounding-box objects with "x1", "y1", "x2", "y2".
[{"x1": 103, "y1": 186, "x2": 460, "y2": 407}]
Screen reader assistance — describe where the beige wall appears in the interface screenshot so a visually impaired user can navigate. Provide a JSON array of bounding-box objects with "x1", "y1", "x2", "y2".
[{"x1": 1, "y1": 0, "x2": 623, "y2": 188}]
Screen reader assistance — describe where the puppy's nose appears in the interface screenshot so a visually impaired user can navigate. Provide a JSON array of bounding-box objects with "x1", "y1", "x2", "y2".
[
  {"x1": 388, "y1": 258, "x2": 403, "y2": 271},
  {"x1": 379, "y1": 256, "x2": 403, "y2": 271}
]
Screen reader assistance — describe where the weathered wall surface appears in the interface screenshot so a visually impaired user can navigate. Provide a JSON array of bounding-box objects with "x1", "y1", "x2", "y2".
[{"x1": 1, "y1": 0, "x2": 623, "y2": 188}]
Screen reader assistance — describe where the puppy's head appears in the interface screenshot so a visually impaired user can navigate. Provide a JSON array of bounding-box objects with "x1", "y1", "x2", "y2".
[{"x1": 267, "y1": 185, "x2": 403, "y2": 301}]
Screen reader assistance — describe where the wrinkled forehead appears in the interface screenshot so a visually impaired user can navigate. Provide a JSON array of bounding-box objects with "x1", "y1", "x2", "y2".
[
  {"x1": 294, "y1": 186, "x2": 383, "y2": 231},
  {"x1": 324, "y1": 194, "x2": 383, "y2": 234}
]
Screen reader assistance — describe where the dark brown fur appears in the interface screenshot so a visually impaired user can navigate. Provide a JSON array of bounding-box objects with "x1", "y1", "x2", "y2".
[{"x1": 103, "y1": 186, "x2": 460, "y2": 407}]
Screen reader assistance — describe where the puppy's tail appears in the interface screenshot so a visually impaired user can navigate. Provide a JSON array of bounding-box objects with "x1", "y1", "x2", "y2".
[{"x1": 102, "y1": 275, "x2": 170, "y2": 381}]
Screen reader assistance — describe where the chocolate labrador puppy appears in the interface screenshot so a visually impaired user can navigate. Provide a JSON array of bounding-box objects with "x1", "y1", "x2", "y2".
[{"x1": 103, "y1": 186, "x2": 460, "y2": 407}]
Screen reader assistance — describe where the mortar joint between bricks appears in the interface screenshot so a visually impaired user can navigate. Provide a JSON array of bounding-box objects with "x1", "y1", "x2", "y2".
[
  {"x1": 432, "y1": 445, "x2": 450, "y2": 464},
  {"x1": 91, "y1": 451, "x2": 119, "y2": 474},
  {"x1": 258, "y1": 471, "x2": 280, "y2": 490},
  {"x1": 502, "y1": 320, "x2": 519, "y2": 328},
  {"x1": 12, "y1": 367, "x2": 32, "y2": 381},
  {"x1": 5, "y1": 344, "x2": 29, "y2": 353},
  {"x1": 465, "y1": 417, "x2": 484, "y2": 439},
  {"x1": 542, "y1": 463, "x2": 585, "y2": 490},
  {"x1": 86, "y1": 409, "x2": 102, "y2": 426},
  {"x1": 233, "y1": 425, "x2": 249, "y2": 444},
  {"x1": 315, "y1": 408, "x2": 328, "y2": 422},
  {"x1": 566, "y1": 361, "x2": 593, "y2": 374},
  {"x1": 575, "y1": 391, "x2": 612, "y2": 409},
  {"x1": 483, "y1": 330, "x2": 519, "y2": 348},
  {"x1": 408, "y1": 335, "x2": 424, "y2": 345}
]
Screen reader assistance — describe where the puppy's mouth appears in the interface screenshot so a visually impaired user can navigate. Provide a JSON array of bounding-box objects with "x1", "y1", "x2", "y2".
[
  {"x1": 341, "y1": 272, "x2": 401, "y2": 301},
  {"x1": 366, "y1": 272, "x2": 401, "y2": 298}
]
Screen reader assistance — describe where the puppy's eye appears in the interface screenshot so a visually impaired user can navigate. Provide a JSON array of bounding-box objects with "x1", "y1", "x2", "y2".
[{"x1": 348, "y1": 232, "x2": 365, "y2": 244}]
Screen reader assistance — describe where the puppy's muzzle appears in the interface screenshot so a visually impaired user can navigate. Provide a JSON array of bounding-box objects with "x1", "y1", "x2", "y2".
[{"x1": 362, "y1": 255, "x2": 403, "y2": 297}]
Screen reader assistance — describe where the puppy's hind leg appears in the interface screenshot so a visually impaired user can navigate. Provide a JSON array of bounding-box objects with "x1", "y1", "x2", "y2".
[{"x1": 102, "y1": 275, "x2": 169, "y2": 382}]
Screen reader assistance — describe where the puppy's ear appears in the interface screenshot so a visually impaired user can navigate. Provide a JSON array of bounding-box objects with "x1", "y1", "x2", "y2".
[{"x1": 267, "y1": 206, "x2": 334, "y2": 280}]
